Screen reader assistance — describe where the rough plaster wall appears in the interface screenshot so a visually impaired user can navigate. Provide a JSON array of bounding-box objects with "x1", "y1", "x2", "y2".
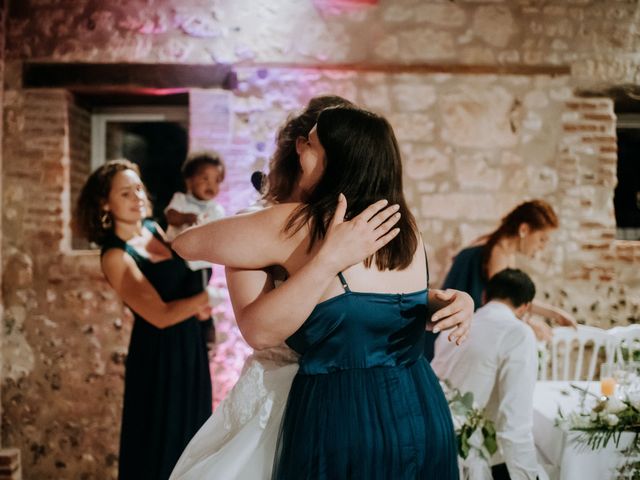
[{"x1": 1, "y1": 1, "x2": 639, "y2": 478}]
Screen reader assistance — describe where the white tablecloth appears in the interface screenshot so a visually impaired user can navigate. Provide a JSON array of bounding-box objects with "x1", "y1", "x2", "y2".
[{"x1": 533, "y1": 381, "x2": 636, "y2": 480}]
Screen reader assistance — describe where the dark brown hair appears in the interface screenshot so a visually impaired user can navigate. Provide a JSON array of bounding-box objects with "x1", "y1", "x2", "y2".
[
  {"x1": 485, "y1": 268, "x2": 536, "y2": 307},
  {"x1": 75, "y1": 159, "x2": 141, "y2": 246},
  {"x1": 481, "y1": 199, "x2": 559, "y2": 278},
  {"x1": 182, "y1": 151, "x2": 225, "y2": 181},
  {"x1": 264, "y1": 95, "x2": 353, "y2": 203},
  {"x1": 286, "y1": 106, "x2": 418, "y2": 271}
]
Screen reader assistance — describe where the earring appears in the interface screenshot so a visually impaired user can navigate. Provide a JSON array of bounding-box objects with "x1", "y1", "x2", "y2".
[{"x1": 100, "y1": 211, "x2": 113, "y2": 229}]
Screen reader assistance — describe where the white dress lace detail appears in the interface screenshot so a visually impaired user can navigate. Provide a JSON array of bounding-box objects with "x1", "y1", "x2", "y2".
[{"x1": 170, "y1": 346, "x2": 299, "y2": 480}]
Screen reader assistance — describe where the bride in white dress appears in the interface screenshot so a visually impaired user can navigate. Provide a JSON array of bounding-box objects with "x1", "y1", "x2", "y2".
[{"x1": 170, "y1": 96, "x2": 474, "y2": 480}]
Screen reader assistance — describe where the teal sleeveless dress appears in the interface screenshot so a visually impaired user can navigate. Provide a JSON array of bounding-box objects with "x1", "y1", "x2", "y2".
[
  {"x1": 273, "y1": 272, "x2": 458, "y2": 479},
  {"x1": 101, "y1": 220, "x2": 212, "y2": 480}
]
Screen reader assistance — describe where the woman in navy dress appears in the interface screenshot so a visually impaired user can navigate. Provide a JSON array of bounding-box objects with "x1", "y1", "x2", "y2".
[
  {"x1": 76, "y1": 160, "x2": 212, "y2": 480},
  {"x1": 174, "y1": 107, "x2": 459, "y2": 479},
  {"x1": 424, "y1": 199, "x2": 578, "y2": 360}
]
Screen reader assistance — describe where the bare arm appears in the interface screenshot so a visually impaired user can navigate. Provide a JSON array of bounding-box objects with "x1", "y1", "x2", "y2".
[
  {"x1": 101, "y1": 249, "x2": 209, "y2": 329},
  {"x1": 531, "y1": 299, "x2": 577, "y2": 327},
  {"x1": 172, "y1": 204, "x2": 298, "y2": 269},
  {"x1": 227, "y1": 257, "x2": 337, "y2": 349},
  {"x1": 226, "y1": 196, "x2": 401, "y2": 349},
  {"x1": 166, "y1": 209, "x2": 198, "y2": 228}
]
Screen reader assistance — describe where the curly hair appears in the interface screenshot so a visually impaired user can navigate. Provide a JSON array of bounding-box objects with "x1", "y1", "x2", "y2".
[
  {"x1": 75, "y1": 159, "x2": 142, "y2": 246},
  {"x1": 264, "y1": 95, "x2": 353, "y2": 203}
]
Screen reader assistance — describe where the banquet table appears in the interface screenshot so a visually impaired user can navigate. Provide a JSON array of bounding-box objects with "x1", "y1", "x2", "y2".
[{"x1": 533, "y1": 381, "x2": 636, "y2": 480}]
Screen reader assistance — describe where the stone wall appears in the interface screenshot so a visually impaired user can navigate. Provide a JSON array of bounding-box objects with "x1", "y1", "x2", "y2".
[
  {"x1": 2, "y1": 89, "x2": 126, "y2": 478},
  {"x1": 6, "y1": 0, "x2": 640, "y2": 87},
  {"x1": 1, "y1": 1, "x2": 639, "y2": 478},
  {"x1": 0, "y1": 0, "x2": 5, "y2": 447}
]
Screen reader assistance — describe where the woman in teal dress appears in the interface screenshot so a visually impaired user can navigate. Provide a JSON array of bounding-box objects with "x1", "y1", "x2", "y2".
[
  {"x1": 76, "y1": 160, "x2": 212, "y2": 480},
  {"x1": 174, "y1": 106, "x2": 458, "y2": 479}
]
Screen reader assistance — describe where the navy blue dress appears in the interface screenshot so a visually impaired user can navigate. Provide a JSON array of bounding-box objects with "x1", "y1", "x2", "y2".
[
  {"x1": 102, "y1": 220, "x2": 212, "y2": 480},
  {"x1": 273, "y1": 272, "x2": 458, "y2": 479},
  {"x1": 424, "y1": 245, "x2": 485, "y2": 361}
]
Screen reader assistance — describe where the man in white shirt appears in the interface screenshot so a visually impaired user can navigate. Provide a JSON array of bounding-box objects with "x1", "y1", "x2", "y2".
[{"x1": 432, "y1": 268, "x2": 543, "y2": 480}]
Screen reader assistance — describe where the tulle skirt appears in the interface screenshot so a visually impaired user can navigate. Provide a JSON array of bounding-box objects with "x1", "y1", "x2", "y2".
[{"x1": 272, "y1": 358, "x2": 459, "y2": 480}]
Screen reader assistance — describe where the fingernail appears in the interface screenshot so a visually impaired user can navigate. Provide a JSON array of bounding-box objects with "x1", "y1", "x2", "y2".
[{"x1": 433, "y1": 327, "x2": 440, "y2": 333}]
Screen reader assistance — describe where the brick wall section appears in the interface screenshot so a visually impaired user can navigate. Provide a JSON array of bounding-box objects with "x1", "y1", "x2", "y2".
[
  {"x1": 2, "y1": 90, "x2": 125, "y2": 479},
  {"x1": 0, "y1": 0, "x2": 5, "y2": 448},
  {"x1": 554, "y1": 97, "x2": 639, "y2": 327},
  {"x1": 67, "y1": 99, "x2": 91, "y2": 250}
]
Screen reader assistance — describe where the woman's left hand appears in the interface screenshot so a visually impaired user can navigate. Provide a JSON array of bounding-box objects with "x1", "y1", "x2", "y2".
[{"x1": 428, "y1": 289, "x2": 474, "y2": 345}]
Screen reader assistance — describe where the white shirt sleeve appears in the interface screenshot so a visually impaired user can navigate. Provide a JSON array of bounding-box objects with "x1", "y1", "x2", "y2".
[
  {"x1": 200, "y1": 200, "x2": 225, "y2": 223},
  {"x1": 164, "y1": 192, "x2": 189, "y2": 214},
  {"x1": 495, "y1": 325, "x2": 540, "y2": 480}
]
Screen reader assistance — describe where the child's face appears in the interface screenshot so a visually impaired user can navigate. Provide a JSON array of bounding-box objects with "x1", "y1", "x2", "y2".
[{"x1": 187, "y1": 165, "x2": 223, "y2": 201}]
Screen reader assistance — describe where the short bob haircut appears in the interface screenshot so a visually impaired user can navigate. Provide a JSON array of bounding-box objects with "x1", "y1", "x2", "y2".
[
  {"x1": 75, "y1": 159, "x2": 143, "y2": 246},
  {"x1": 485, "y1": 268, "x2": 536, "y2": 308},
  {"x1": 265, "y1": 95, "x2": 353, "y2": 203},
  {"x1": 286, "y1": 106, "x2": 418, "y2": 271}
]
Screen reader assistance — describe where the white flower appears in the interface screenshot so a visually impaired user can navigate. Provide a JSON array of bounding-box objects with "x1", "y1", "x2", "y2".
[
  {"x1": 568, "y1": 412, "x2": 592, "y2": 429},
  {"x1": 605, "y1": 397, "x2": 626, "y2": 414},
  {"x1": 627, "y1": 391, "x2": 640, "y2": 410},
  {"x1": 467, "y1": 428, "x2": 485, "y2": 450},
  {"x1": 451, "y1": 413, "x2": 464, "y2": 431},
  {"x1": 604, "y1": 413, "x2": 619, "y2": 427}
]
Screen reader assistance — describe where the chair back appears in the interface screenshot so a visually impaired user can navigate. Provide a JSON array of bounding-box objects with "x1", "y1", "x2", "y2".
[
  {"x1": 608, "y1": 324, "x2": 640, "y2": 365},
  {"x1": 541, "y1": 325, "x2": 611, "y2": 381}
]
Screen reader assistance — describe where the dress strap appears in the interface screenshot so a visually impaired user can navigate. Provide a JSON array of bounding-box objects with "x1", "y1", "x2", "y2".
[
  {"x1": 337, "y1": 272, "x2": 351, "y2": 293},
  {"x1": 424, "y1": 246, "x2": 430, "y2": 288},
  {"x1": 143, "y1": 219, "x2": 167, "y2": 244}
]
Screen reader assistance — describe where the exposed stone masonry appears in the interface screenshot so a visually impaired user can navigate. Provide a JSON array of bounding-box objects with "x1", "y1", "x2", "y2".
[{"x1": 1, "y1": 1, "x2": 639, "y2": 478}]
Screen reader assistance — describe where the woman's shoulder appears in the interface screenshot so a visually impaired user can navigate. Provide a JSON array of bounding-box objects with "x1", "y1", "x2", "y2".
[{"x1": 100, "y1": 233, "x2": 127, "y2": 256}]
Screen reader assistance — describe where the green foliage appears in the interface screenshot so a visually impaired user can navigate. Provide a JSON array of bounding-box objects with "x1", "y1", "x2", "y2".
[
  {"x1": 443, "y1": 382, "x2": 498, "y2": 461},
  {"x1": 556, "y1": 384, "x2": 640, "y2": 479}
]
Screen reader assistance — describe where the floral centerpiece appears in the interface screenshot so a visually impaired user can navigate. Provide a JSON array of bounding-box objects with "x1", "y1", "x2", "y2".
[
  {"x1": 556, "y1": 384, "x2": 640, "y2": 479},
  {"x1": 440, "y1": 381, "x2": 497, "y2": 479}
]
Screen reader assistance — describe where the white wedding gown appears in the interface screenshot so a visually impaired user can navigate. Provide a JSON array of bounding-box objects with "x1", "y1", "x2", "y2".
[{"x1": 169, "y1": 346, "x2": 299, "y2": 480}]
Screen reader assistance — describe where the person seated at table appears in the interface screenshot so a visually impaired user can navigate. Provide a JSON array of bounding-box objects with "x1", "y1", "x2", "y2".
[{"x1": 432, "y1": 268, "x2": 545, "y2": 480}]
